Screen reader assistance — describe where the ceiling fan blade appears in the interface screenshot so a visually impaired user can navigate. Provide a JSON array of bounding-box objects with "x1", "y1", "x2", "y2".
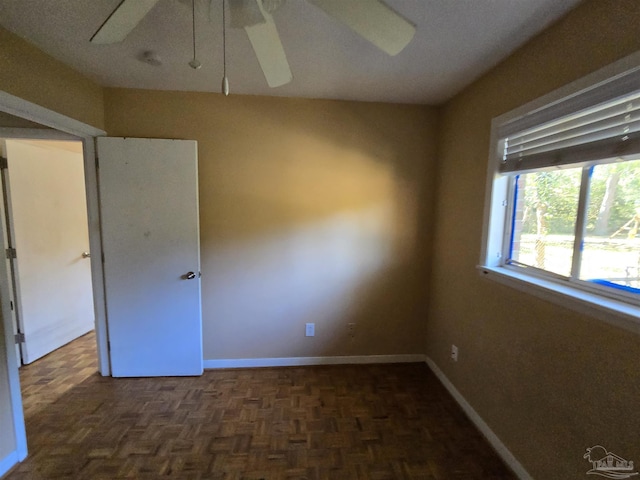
[
  {"x1": 229, "y1": 0, "x2": 265, "y2": 28},
  {"x1": 244, "y1": 1, "x2": 292, "y2": 88},
  {"x1": 308, "y1": 0, "x2": 416, "y2": 56},
  {"x1": 90, "y1": 0, "x2": 161, "y2": 44}
]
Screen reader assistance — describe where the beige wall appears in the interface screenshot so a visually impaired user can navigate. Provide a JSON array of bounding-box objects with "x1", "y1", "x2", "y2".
[
  {"x1": 0, "y1": 26, "x2": 104, "y2": 130},
  {"x1": 427, "y1": 1, "x2": 640, "y2": 478},
  {"x1": 104, "y1": 90, "x2": 437, "y2": 359}
]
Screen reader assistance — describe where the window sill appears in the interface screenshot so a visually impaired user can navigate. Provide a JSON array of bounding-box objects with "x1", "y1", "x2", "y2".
[{"x1": 477, "y1": 265, "x2": 640, "y2": 335}]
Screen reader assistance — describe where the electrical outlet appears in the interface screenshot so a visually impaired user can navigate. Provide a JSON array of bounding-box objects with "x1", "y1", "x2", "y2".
[
  {"x1": 451, "y1": 344, "x2": 458, "y2": 362},
  {"x1": 305, "y1": 323, "x2": 315, "y2": 337},
  {"x1": 348, "y1": 323, "x2": 356, "y2": 338}
]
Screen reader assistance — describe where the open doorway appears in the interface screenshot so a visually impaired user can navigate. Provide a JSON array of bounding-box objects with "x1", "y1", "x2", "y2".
[
  {"x1": 0, "y1": 91, "x2": 108, "y2": 473},
  {"x1": 0, "y1": 138, "x2": 95, "y2": 367}
]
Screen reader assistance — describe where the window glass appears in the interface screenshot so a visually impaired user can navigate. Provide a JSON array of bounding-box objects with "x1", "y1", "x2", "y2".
[
  {"x1": 580, "y1": 159, "x2": 640, "y2": 292},
  {"x1": 509, "y1": 168, "x2": 582, "y2": 277}
]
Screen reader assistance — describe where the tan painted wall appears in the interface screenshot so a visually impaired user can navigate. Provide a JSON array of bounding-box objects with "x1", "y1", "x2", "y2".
[
  {"x1": 427, "y1": 1, "x2": 640, "y2": 478},
  {"x1": 0, "y1": 26, "x2": 104, "y2": 130},
  {"x1": 104, "y1": 90, "x2": 437, "y2": 360}
]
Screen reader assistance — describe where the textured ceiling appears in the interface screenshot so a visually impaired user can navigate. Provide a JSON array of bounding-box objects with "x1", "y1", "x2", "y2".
[{"x1": 0, "y1": 0, "x2": 582, "y2": 104}]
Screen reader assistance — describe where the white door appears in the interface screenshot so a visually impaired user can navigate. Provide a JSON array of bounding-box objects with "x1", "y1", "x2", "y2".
[
  {"x1": 3, "y1": 139, "x2": 94, "y2": 364},
  {"x1": 97, "y1": 137, "x2": 202, "y2": 377}
]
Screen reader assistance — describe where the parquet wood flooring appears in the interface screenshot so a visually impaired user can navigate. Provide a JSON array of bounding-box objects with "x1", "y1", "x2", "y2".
[
  {"x1": 18, "y1": 331, "x2": 98, "y2": 418},
  {"x1": 8, "y1": 335, "x2": 517, "y2": 480}
]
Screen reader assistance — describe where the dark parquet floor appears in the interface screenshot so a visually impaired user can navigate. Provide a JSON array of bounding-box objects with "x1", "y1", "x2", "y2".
[{"x1": 7, "y1": 332, "x2": 517, "y2": 479}]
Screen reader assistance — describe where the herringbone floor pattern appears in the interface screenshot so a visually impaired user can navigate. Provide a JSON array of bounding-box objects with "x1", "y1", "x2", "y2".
[{"x1": 7, "y1": 333, "x2": 516, "y2": 479}]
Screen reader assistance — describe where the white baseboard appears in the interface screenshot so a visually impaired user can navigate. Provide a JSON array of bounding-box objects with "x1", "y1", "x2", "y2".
[
  {"x1": 204, "y1": 353, "x2": 426, "y2": 369},
  {"x1": 0, "y1": 451, "x2": 19, "y2": 478},
  {"x1": 425, "y1": 358, "x2": 533, "y2": 480}
]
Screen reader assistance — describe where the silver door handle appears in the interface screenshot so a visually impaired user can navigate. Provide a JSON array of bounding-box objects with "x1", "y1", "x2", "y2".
[
  {"x1": 185, "y1": 271, "x2": 196, "y2": 280},
  {"x1": 82, "y1": 252, "x2": 91, "y2": 258}
]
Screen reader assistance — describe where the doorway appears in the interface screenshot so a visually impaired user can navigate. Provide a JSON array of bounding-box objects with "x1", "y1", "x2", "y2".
[
  {"x1": 0, "y1": 91, "x2": 108, "y2": 472},
  {"x1": 0, "y1": 138, "x2": 95, "y2": 366}
]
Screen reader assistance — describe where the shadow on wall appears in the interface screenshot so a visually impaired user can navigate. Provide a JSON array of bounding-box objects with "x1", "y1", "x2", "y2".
[{"x1": 205, "y1": 200, "x2": 425, "y2": 358}]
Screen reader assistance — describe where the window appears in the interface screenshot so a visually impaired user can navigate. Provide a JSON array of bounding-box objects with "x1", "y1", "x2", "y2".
[{"x1": 482, "y1": 54, "x2": 640, "y2": 323}]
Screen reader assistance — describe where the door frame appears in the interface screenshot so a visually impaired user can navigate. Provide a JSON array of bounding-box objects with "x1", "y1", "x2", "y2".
[{"x1": 0, "y1": 90, "x2": 107, "y2": 464}]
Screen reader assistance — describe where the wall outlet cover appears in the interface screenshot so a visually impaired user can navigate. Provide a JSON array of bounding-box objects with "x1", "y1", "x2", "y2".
[{"x1": 305, "y1": 323, "x2": 315, "y2": 337}]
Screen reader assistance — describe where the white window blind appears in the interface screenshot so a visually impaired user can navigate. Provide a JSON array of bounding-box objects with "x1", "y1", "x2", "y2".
[{"x1": 498, "y1": 67, "x2": 640, "y2": 173}]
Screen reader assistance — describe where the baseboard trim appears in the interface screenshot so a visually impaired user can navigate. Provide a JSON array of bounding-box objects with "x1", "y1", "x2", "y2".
[
  {"x1": 204, "y1": 354, "x2": 426, "y2": 369},
  {"x1": 0, "y1": 451, "x2": 19, "y2": 478},
  {"x1": 425, "y1": 358, "x2": 533, "y2": 480}
]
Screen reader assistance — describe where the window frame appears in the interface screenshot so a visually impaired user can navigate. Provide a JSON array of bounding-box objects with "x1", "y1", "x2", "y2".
[{"x1": 480, "y1": 51, "x2": 640, "y2": 334}]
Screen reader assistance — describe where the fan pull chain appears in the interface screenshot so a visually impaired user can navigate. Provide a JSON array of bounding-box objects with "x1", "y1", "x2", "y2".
[
  {"x1": 189, "y1": 0, "x2": 201, "y2": 69},
  {"x1": 222, "y1": 0, "x2": 229, "y2": 96}
]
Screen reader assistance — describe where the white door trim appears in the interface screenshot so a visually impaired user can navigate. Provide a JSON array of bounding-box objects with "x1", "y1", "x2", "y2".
[{"x1": 0, "y1": 90, "x2": 107, "y2": 468}]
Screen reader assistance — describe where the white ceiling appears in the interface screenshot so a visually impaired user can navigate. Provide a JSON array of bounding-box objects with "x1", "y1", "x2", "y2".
[{"x1": 0, "y1": 0, "x2": 582, "y2": 105}]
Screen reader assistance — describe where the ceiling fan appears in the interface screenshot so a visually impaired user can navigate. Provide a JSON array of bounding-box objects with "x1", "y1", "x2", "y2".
[{"x1": 90, "y1": 0, "x2": 416, "y2": 89}]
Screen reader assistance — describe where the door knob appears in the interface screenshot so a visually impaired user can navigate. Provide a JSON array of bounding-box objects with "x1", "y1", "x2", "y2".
[
  {"x1": 82, "y1": 252, "x2": 91, "y2": 258},
  {"x1": 185, "y1": 271, "x2": 196, "y2": 280}
]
